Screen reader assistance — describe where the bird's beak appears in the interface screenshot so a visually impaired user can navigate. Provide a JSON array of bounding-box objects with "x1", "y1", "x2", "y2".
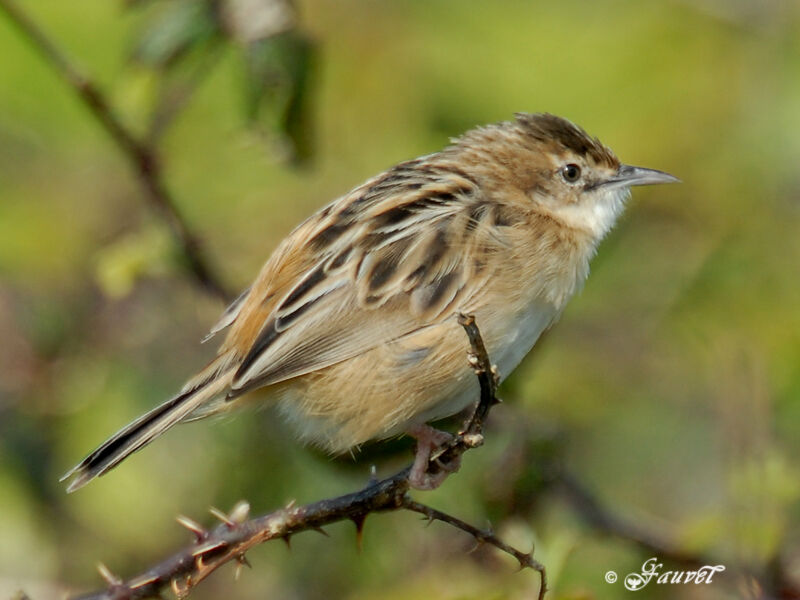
[{"x1": 604, "y1": 164, "x2": 681, "y2": 188}]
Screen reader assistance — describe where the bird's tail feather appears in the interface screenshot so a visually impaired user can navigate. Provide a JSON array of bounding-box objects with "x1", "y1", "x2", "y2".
[{"x1": 61, "y1": 369, "x2": 234, "y2": 493}]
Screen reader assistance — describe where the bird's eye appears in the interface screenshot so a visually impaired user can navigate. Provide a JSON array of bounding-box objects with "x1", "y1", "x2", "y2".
[{"x1": 561, "y1": 163, "x2": 582, "y2": 183}]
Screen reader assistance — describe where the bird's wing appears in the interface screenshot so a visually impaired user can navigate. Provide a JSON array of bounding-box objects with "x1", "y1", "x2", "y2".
[
  {"x1": 202, "y1": 285, "x2": 251, "y2": 342},
  {"x1": 219, "y1": 159, "x2": 523, "y2": 397}
]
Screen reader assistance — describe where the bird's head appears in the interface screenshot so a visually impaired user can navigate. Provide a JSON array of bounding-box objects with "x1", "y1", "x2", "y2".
[{"x1": 453, "y1": 112, "x2": 679, "y2": 240}]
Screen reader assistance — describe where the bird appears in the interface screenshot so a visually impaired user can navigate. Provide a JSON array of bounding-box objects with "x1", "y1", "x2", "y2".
[{"x1": 62, "y1": 112, "x2": 679, "y2": 492}]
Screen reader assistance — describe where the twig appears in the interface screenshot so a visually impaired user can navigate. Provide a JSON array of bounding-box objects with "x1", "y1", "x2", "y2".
[
  {"x1": 403, "y1": 498, "x2": 546, "y2": 600},
  {"x1": 421, "y1": 313, "x2": 500, "y2": 480},
  {"x1": 0, "y1": 0, "x2": 231, "y2": 301},
  {"x1": 68, "y1": 315, "x2": 546, "y2": 600}
]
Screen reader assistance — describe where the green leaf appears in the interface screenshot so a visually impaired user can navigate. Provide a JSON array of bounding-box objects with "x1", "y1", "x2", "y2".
[
  {"x1": 243, "y1": 32, "x2": 316, "y2": 163},
  {"x1": 94, "y1": 227, "x2": 173, "y2": 298},
  {"x1": 131, "y1": 0, "x2": 221, "y2": 69}
]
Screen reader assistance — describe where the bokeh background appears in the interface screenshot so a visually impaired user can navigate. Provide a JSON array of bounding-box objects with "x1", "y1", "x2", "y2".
[{"x1": 1, "y1": 1, "x2": 799, "y2": 599}]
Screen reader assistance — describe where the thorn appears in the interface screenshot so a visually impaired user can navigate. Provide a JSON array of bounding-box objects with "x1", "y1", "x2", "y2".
[
  {"x1": 170, "y1": 576, "x2": 190, "y2": 599},
  {"x1": 191, "y1": 540, "x2": 227, "y2": 557},
  {"x1": 237, "y1": 554, "x2": 252, "y2": 569},
  {"x1": 351, "y1": 514, "x2": 367, "y2": 552},
  {"x1": 282, "y1": 534, "x2": 292, "y2": 549},
  {"x1": 285, "y1": 499, "x2": 297, "y2": 510},
  {"x1": 466, "y1": 539, "x2": 482, "y2": 554},
  {"x1": 176, "y1": 515, "x2": 207, "y2": 541},
  {"x1": 490, "y1": 364, "x2": 500, "y2": 386},
  {"x1": 522, "y1": 546, "x2": 542, "y2": 571},
  {"x1": 209, "y1": 506, "x2": 236, "y2": 528},
  {"x1": 96, "y1": 562, "x2": 122, "y2": 587},
  {"x1": 312, "y1": 525, "x2": 330, "y2": 537},
  {"x1": 519, "y1": 552, "x2": 535, "y2": 570},
  {"x1": 128, "y1": 574, "x2": 159, "y2": 590},
  {"x1": 229, "y1": 500, "x2": 250, "y2": 524},
  {"x1": 485, "y1": 519, "x2": 494, "y2": 536},
  {"x1": 368, "y1": 464, "x2": 378, "y2": 485},
  {"x1": 233, "y1": 554, "x2": 251, "y2": 580}
]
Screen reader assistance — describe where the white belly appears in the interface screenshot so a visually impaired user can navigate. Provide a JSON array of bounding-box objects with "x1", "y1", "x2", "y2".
[
  {"x1": 490, "y1": 299, "x2": 560, "y2": 384},
  {"x1": 409, "y1": 299, "x2": 560, "y2": 427}
]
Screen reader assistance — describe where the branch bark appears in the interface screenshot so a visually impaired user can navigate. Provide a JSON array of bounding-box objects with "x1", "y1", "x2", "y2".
[
  {"x1": 0, "y1": 0, "x2": 231, "y2": 302},
  {"x1": 69, "y1": 314, "x2": 546, "y2": 600}
]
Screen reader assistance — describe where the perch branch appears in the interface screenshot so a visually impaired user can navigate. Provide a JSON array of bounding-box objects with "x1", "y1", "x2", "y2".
[
  {"x1": 0, "y1": 0, "x2": 231, "y2": 301},
  {"x1": 69, "y1": 314, "x2": 546, "y2": 600}
]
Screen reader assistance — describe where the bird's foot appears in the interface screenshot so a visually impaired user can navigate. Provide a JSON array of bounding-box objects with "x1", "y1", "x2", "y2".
[{"x1": 406, "y1": 424, "x2": 462, "y2": 490}]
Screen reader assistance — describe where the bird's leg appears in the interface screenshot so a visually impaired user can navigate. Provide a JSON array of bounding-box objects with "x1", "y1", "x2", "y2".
[{"x1": 406, "y1": 423, "x2": 462, "y2": 490}]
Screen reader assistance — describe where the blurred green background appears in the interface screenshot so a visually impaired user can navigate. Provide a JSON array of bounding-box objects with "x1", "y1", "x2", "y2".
[{"x1": 1, "y1": 1, "x2": 799, "y2": 599}]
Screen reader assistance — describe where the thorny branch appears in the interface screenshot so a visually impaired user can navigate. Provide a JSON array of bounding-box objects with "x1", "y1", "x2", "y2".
[
  {"x1": 7, "y1": 7, "x2": 796, "y2": 599},
  {"x1": 0, "y1": 0, "x2": 231, "y2": 302},
  {"x1": 403, "y1": 499, "x2": 545, "y2": 574},
  {"x1": 69, "y1": 314, "x2": 547, "y2": 600}
]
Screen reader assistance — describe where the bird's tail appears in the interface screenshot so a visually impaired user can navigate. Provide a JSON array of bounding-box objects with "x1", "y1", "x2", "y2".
[{"x1": 61, "y1": 367, "x2": 235, "y2": 493}]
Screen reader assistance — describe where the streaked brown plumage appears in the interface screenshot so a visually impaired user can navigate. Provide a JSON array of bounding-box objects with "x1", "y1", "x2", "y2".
[{"x1": 63, "y1": 113, "x2": 678, "y2": 491}]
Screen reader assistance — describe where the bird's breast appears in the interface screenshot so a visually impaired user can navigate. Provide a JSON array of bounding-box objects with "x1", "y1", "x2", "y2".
[{"x1": 484, "y1": 298, "x2": 561, "y2": 383}]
